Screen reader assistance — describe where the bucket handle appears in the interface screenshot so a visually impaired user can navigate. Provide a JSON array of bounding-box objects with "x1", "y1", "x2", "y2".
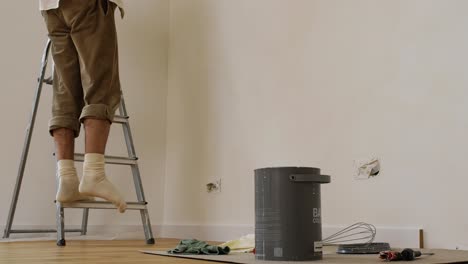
[{"x1": 289, "y1": 174, "x2": 331, "y2": 183}]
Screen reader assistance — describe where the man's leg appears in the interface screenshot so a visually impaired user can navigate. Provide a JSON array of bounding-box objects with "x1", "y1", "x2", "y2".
[
  {"x1": 53, "y1": 128, "x2": 91, "y2": 202},
  {"x1": 79, "y1": 119, "x2": 127, "y2": 213},
  {"x1": 53, "y1": 128, "x2": 74, "y2": 161},
  {"x1": 53, "y1": 128, "x2": 81, "y2": 202},
  {"x1": 42, "y1": 9, "x2": 86, "y2": 203},
  {"x1": 60, "y1": 0, "x2": 126, "y2": 213},
  {"x1": 83, "y1": 119, "x2": 110, "y2": 154}
]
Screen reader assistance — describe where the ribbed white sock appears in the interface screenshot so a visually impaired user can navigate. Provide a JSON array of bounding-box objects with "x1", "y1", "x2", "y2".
[
  {"x1": 79, "y1": 153, "x2": 127, "y2": 213},
  {"x1": 56, "y1": 160, "x2": 91, "y2": 203}
]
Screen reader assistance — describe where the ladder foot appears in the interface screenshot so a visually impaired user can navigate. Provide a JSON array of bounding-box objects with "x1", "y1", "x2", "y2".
[
  {"x1": 146, "y1": 238, "x2": 155, "y2": 245},
  {"x1": 57, "y1": 239, "x2": 66, "y2": 247}
]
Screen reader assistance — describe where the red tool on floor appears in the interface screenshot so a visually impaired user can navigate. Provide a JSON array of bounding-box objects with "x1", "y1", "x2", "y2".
[{"x1": 379, "y1": 248, "x2": 434, "y2": 261}]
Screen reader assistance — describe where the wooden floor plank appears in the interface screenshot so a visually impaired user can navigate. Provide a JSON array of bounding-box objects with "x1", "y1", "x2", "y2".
[{"x1": 0, "y1": 238, "x2": 219, "y2": 264}]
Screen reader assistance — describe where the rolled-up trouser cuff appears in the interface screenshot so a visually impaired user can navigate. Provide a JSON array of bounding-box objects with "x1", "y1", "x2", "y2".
[
  {"x1": 49, "y1": 116, "x2": 81, "y2": 137},
  {"x1": 79, "y1": 104, "x2": 116, "y2": 124}
]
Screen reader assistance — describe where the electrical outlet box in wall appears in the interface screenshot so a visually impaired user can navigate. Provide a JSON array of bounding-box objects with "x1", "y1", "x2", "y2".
[
  {"x1": 206, "y1": 179, "x2": 222, "y2": 193},
  {"x1": 354, "y1": 157, "x2": 381, "y2": 180}
]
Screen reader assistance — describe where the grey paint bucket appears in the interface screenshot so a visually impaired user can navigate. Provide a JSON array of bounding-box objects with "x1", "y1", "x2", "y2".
[{"x1": 254, "y1": 167, "x2": 330, "y2": 261}]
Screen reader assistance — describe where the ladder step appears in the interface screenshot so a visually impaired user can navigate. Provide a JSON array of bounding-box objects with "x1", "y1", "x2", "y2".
[
  {"x1": 113, "y1": 115, "x2": 129, "y2": 124},
  {"x1": 10, "y1": 229, "x2": 82, "y2": 234},
  {"x1": 59, "y1": 201, "x2": 147, "y2": 210},
  {"x1": 74, "y1": 153, "x2": 138, "y2": 165}
]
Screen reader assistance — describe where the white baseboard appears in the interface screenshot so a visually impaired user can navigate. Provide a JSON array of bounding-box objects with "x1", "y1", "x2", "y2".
[
  {"x1": 159, "y1": 224, "x2": 422, "y2": 248},
  {"x1": 160, "y1": 224, "x2": 254, "y2": 242},
  {"x1": 1, "y1": 224, "x2": 422, "y2": 248}
]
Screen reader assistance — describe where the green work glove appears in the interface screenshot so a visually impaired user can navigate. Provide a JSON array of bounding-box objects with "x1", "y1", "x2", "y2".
[{"x1": 168, "y1": 239, "x2": 230, "y2": 255}]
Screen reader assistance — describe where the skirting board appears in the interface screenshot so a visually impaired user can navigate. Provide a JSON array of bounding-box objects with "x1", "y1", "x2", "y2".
[
  {"x1": 159, "y1": 224, "x2": 423, "y2": 249},
  {"x1": 1, "y1": 224, "x2": 422, "y2": 248}
]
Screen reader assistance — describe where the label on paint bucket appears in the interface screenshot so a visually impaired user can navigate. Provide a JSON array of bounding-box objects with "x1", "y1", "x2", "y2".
[
  {"x1": 314, "y1": 241, "x2": 323, "y2": 253},
  {"x1": 313, "y1": 208, "x2": 321, "y2": 224}
]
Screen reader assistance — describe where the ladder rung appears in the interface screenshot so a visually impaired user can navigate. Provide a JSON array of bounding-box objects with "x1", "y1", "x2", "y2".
[
  {"x1": 9, "y1": 229, "x2": 82, "y2": 234},
  {"x1": 74, "y1": 153, "x2": 138, "y2": 165},
  {"x1": 113, "y1": 115, "x2": 129, "y2": 124},
  {"x1": 59, "y1": 201, "x2": 147, "y2": 210}
]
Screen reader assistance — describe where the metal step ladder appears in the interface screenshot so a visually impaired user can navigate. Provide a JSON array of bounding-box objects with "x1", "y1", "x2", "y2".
[{"x1": 3, "y1": 39, "x2": 155, "y2": 246}]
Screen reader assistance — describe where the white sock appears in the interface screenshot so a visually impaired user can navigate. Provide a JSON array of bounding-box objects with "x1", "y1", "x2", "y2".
[
  {"x1": 56, "y1": 160, "x2": 91, "y2": 203},
  {"x1": 79, "y1": 153, "x2": 127, "y2": 213}
]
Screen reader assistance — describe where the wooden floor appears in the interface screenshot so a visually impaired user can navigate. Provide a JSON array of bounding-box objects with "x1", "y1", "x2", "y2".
[{"x1": 0, "y1": 238, "x2": 219, "y2": 264}]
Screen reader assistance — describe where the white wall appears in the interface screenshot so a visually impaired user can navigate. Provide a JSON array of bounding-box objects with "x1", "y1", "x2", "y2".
[
  {"x1": 0, "y1": 1, "x2": 168, "y2": 230},
  {"x1": 165, "y1": 0, "x2": 468, "y2": 249}
]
